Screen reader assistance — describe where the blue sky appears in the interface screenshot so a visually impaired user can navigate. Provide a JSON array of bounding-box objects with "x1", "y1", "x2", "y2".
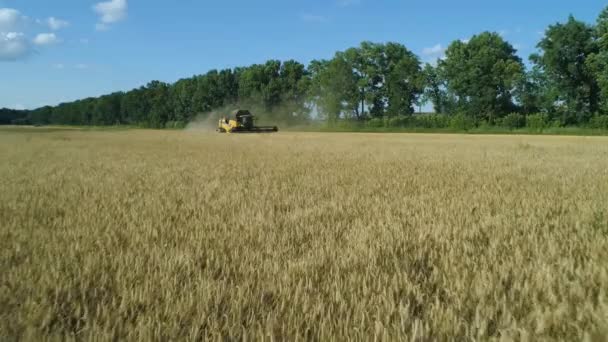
[{"x1": 0, "y1": 0, "x2": 605, "y2": 110}]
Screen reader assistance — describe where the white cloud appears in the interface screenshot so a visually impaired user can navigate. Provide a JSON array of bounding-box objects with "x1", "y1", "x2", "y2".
[
  {"x1": 47, "y1": 17, "x2": 69, "y2": 30},
  {"x1": 34, "y1": 33, "x2": 59, "y2": 46},
  {"x1": 0, "y1": 31, "x2": 30, "y2": 61},
  {"x1": 0, "y1": 8, "x2": 25, "y2": 32},
  {"x1": 1, "y1": 9, "x2": 65, "y2": 61},
  {"x1": 1, "y1": 9, "x2": 30, "y2": 61},
  {"x1": 301, "y1": 14, "x2": 328, "y2": 23},
  {"x1": 12, "y1": 103, "x2": 26, "y2": 110},
  {"x1": 421, "y1": 44, "x2": 447, "y2": 66},
  {"x1": 422, "y1": 44, "x2": 445, "y2": 56},
  {"x1": 53, "y1": 63, "x2": 65, "y2": 69},
  {"x1": 94, "y1": 0, "x2": 127, "y2": 30},
  {"x1": 80, "y1": 38, "x2": 90, "y2": 44},
  {"x1": 75, "y1": 63, "x2": 88, "y2": 69}
]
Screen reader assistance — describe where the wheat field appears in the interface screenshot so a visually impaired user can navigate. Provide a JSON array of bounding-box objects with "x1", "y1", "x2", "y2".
[{"x1": 1, "y1": 128, "x2": 607, "y2": 341}]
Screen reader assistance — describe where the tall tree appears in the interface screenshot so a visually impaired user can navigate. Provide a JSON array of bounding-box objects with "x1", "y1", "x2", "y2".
[
  {"x1": 309, "y1": 58, "x2": 358, "y2": 121},
  {"x1": 587, "y1": 7, "x2": 608, "y2": 113},
  {"x1": 532, "y1": 16, "x2": 599, "y2": 122},
  {"x1": 515, "y1": 65, "x2": 559, "y2": 115},
  {"x1": 121, "y1": 87, "x2": 149, "y2": 125},
  {"x1": 278, "y1": 60, "x2": 311, "y2": 123},
  {"x1": 92, "y1": 93, "x2": 123, "y2": 125},
  {"x1": 383, "y1": 42, "x2": 424, "y2": 116},
  {"x1": 340, "y1": 46, "x2": 367, "y2": 118},
  {"x1": 439, "y1": 32, "x2": 524, "y2": 122},
  {"x1": 422, "y1": 64, "x2": 445, "y2": 113},
  {"x1": 146, "y1": 81, "x2": 172, "y2": 128},
  {"x1": 29, "y1": 106, "x2": 52, "y2": 125},
  {"x1": 353, "y1": 42, "x2": 385, "y2": 117},
  {"x1": 171, "y1": 78, "x2": 195, "y2": 123},
  {"x1": 319, "y1": 42, "x2": 424, "y2": 119}
]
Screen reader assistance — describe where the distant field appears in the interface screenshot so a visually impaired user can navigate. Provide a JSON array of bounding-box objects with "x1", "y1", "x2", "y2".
[{"x1": 1, "y1": 128, "x2": 607, "y2": 340}]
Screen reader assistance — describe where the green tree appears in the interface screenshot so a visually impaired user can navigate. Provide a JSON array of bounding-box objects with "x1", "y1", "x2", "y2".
[
  {"x1": 0, "y1": 108, "x2": 29, "y2": 125},
  {"x1": 237, "y1": 61, "x2": 282, "y2": 110},
  {"x1": 515, "y1": 65, "x2": 559, "y2": 115},
  {"x1": 383, "y1": 43, "x2": 424, "y2": 116},
  {"x1": 121, "y1": 87, "x2": 150, "y2": 125},
  {"x1": 532, "y1": 16, "x2": 599, "y2": 123},
  {"x1": 91, "y1": 93, "x2": 123, "y2": 125},
  {"x1": 587, "y1": 7, "x2": 608, "y2": 113},
  {"x1": 422, "y1": 63, "x2": 457, "y2": 114},
  {"x1": 439, "y1": 32, "x2": 524, "y2": 123},
  {"x1": 350, "y1": 42, "x2": 385, "y2": 118},
  {"x1": 278, "y1": 60, "x2": 311, "y2": 123},
  {"x1": 146, "y1": 81, "x2": 171, "y2": 128},
  {"x1": 171, "y1": 78, "x2": 197, "y2": 123},
  {"x1": 318, "y1": 42, "x2": 423, "y2": 119},
  {"x1": 340, "y1": 46, "x2": 370, "y2": 118},
  {"x1": 422, "y1": 64, "x2": 442, "y2": 113},
  {"x1": 309, "y1": 58, "x2": 358, "y2": 121},
  {"x1": 29, "y1": 106, "x2": 52, "y2": 125},
  {"x1": 192, "y1": 74, "x2": 215, "y2": 114}
]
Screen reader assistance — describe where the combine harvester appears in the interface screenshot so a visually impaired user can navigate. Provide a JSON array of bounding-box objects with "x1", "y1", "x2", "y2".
[{"x1": 217, "y1": 109, "x2": 279, "y2": 133}]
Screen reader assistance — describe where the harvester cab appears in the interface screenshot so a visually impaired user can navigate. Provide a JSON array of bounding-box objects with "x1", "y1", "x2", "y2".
[{"x1": 217, "y1": 110, "x2": 278, "y2": 133}]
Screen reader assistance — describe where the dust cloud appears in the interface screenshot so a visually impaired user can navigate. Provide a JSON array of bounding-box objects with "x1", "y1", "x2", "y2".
[{"x1": 184, "y1": 109, "x2": 226, "y2": 132}]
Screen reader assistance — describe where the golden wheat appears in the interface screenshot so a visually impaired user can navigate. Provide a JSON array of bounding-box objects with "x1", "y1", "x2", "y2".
[{"x1": 1, "y1": 128, "x2": 607, "y2": 341}]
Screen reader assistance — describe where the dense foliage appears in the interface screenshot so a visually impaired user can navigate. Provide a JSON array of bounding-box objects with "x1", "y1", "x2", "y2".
[
  {"x1": 439, "y1": 33, "x2": 523, "y2": 122},
  {"x1": 531, "y1": 16, "x2": 600, "y2": 124},
  {"x1": 0, "y1": 108, "x2": 29, "y2": 125},
  {"x1": 2, "y1": 6, "x2": 608, "y2": 129},
  {"x1": 20, "y1": 62, "x2": 311, "y2": 129}
]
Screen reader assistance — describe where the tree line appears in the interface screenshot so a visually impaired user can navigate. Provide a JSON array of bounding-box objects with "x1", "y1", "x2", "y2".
[{"x1": 2, "y1": 6, "x2": 607, "y2": 129}]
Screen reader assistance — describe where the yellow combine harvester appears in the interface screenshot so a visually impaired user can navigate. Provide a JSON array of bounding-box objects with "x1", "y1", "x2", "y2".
[{"x1": 217, "y1": 109, "x2": 279, "y2": 133}]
